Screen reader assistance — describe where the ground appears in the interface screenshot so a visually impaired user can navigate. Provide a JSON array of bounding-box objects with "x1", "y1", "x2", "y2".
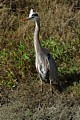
[{"x1": 0, "y1": 75, "x2": 80, "y2": 120}]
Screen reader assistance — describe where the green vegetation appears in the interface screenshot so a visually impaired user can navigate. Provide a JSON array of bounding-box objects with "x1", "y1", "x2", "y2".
[
  {"x1": 0, "y1": 36, "x2": 80, "y2": 90},
  {"x1": 42, "y1": 37, "x2": 80, "y2": 75},
  {"x1": 0, "y1": 0, "x2": 80, "y2": 90}
]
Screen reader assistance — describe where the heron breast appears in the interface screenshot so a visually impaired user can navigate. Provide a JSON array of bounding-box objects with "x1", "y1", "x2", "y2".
[{"x1": 36, "y1": 62, "x2": 49, "y2": 81}]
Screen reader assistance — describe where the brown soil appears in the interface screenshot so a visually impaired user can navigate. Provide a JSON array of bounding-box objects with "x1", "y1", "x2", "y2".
[{"x1": 0, "y1": 77, "x2": 80, "y2": 120}]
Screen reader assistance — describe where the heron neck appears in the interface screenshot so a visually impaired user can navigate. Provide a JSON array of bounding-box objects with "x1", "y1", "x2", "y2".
[{"x1": 34, "y1": 19, "x2": 42, "y2": 55}]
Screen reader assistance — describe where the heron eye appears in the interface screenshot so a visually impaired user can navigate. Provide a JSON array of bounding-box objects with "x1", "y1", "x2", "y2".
[{"x1": 32, "y1": 13, "x2": 38, "y2": 17}]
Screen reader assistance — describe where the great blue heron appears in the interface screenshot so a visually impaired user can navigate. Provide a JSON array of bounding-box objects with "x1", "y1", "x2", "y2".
[{"x1": 24, "y1": 9, "x2": 58, "y2": 92}]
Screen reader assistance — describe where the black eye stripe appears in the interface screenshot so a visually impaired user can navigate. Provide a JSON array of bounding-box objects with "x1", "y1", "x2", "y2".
[{"x1": 32, "y1": 13, "x2": 38, "y2": 17}]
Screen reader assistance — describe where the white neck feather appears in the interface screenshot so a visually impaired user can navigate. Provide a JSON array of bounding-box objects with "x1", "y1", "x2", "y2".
[{"x1": 34, "y1": 20, "x2": 42, "y2": 55}]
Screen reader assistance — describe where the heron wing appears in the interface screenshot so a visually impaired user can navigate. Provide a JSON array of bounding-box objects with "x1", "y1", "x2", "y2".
[{"x1": 43, "y1": 48, "x2": 58, "y2": 81}]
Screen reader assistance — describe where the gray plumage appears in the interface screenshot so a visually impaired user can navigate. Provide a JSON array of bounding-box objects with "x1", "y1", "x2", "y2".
[{"x1": 26, "y1": 9, "x2": 58, "y2": 91}]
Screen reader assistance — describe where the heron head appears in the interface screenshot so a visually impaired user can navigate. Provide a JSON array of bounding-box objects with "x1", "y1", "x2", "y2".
[
  {"x1": 28, "y1": 9, "x2": 40, "y2": 21},
  {"x1": 23, "y1": 9, "x2": 40, "y2": 21}
]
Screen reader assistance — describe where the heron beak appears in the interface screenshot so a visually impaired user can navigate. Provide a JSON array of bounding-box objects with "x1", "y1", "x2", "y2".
[{"x1": 22, "y1": 17, "x2": 32, "y2": 21}]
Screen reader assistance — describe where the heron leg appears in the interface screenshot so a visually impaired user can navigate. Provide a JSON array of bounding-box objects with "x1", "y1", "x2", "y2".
[
  {"x1": 38, "y1": 79, "x2": 43, "y2": 110},
  {"x1": 50, "y1": 79, "x2": 52, "y2": 92},
  {"x1": 50, "y1": 79, "x2": 54, "y2": 105},
  {"x1": 40, "y1": 79, "x2": 43, "y2": 92}
]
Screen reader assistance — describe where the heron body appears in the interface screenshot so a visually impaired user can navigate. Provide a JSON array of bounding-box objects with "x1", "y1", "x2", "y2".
[{"x1": 26, "y1": 9, "x2": 58, "y2": 91}]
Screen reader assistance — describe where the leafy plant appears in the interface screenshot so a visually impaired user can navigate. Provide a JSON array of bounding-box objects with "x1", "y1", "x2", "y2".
[{"x1": 42, "y1": 37, "x2": 80, "y2": 75}]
